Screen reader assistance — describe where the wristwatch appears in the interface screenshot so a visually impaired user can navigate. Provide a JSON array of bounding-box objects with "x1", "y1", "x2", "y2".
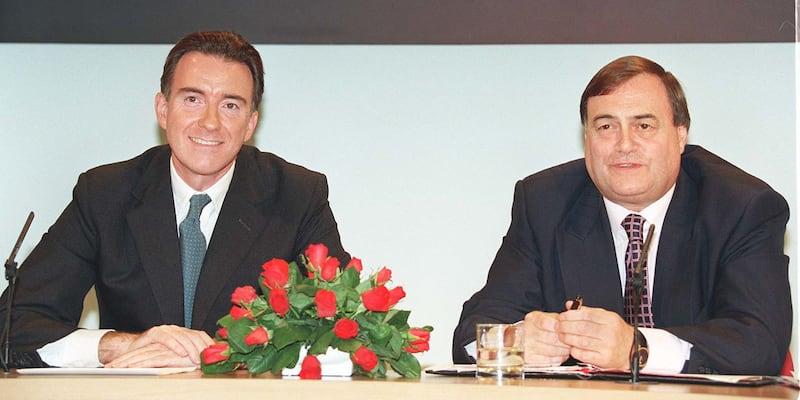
[{"x1": 633, "y1": 330, "x2": 649, "y2": 369}]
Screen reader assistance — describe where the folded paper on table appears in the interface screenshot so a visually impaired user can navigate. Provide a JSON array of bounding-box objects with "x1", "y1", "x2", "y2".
[
  {"x1": 282, "y1": 347, "x2": 353, "y2": 377},
  {"x1": 16, "y1": 367, "x2": 196, "y2": 376},
  {"x1": 425, "y1": 364, "x2": 798, "y2": 387}
]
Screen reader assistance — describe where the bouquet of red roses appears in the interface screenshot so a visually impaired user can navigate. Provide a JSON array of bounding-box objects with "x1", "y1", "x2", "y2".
[{"x1": 200, "y1": 243, "x2": 432, "y2": 379}]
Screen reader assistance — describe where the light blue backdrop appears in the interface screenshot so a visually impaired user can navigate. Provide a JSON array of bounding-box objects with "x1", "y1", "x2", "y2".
[{"x1": 1, "y1": 43, "x2": 796, "y2": 367}]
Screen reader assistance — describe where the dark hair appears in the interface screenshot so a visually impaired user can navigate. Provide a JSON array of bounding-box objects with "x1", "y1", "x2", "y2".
[
  {"x1": 160, "y1": 31, "x2": 264, "y2": 111},
  {"x1": 579, "y1": 56, "x2": 690, "y2": 129}
]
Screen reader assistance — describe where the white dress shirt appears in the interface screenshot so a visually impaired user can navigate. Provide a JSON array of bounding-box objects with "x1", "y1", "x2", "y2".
[
  {"x1": 603, "y1": 184, "x2": 693, "y2": 374},
  {"x1": 37, "y1": 159, "x2": 235, "y2": 367}
]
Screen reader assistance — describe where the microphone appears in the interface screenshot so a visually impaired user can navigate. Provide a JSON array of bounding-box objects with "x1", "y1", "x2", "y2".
[
  {"x1": 2, "y1": 211, "x2": 34, "y2": 373},
  {"x1": 628, "y1": 223, "x2": 654, "y2": 384}
]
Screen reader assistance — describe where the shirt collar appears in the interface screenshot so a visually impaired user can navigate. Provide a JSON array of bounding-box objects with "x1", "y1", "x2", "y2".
[
  {"x1": 604, "y1": 184, "x2": 676, "y2": 232},
  {"x1": 170, "y1": 158, "x2": 236, "y2": 215}
]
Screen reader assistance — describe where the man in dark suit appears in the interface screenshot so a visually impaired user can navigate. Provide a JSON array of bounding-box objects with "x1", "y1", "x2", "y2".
[
  {"x1": 453, "y1": 56, "x2": 791, "y2": 375},
  {"x1": 0, "y1": 31, "x2": 349, "y2": 368}
]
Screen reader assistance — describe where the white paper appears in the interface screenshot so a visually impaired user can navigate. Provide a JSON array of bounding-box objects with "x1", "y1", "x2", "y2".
[
  {"x1": 282, "y1": 348, "x2": 353, "y2": 377},
  {"x1": 16, "y1": 367, "x2": 196, "y2": 376}
]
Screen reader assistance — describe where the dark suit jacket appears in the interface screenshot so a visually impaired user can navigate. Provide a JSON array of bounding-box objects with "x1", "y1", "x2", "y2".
[
  {"x1": 0, "y1": 145, "x2": 349, "y2": 367},
  {"x1": 452, "y1": 145, "x2": 791, "y2": 375}
]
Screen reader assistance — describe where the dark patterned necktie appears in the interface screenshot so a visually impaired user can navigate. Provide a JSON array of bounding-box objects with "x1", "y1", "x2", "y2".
[
  {"x1": 622, "y1": 213, "x2": 654, "y2": 328},
  {"x1": 180, "y1": 193, "x2": 211, "y2": 328}
]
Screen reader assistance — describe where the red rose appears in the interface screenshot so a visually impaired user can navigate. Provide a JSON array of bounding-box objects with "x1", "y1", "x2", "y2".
[
  {"x1": 217, "y1": 327, "x2": 228, "y2": 340},
  {"x1": 375, "y1": 267, "x2": 392, "y2": 285},
  {"x1": 202, "y1": 343, "x2": 229, "y2": 365},
  {"x1": 361, "y1": 285, "x2": 406, "y2": 312},
  {"x1": 405, "y1": 341, "x2": 429, "y2": 354},
  {"x1": 351, "y1": 346, "x2": 378, "y2": 371},
  {"x1": 408, "y1": 328, "x2": 430, "y2": 342},
  {"x1": 231, "y1": 285, "x2": 258, "y2": 305},
  {"x1": 298, "y1": 354, "x2": 321, "y2": 379},
  {"x1": 345, "y1": 257, "x2": 363, "y2": 273},
  {"x1": 319, "y1": 257, "x2": 340, "y2": 281},
  {"x1": 388, "y1": 286, "x2": 406, "y2": 307},
  {"x1": 404, "y1": 328, "x2": 431, "y2": 353},
  {"x1": 244, "y1": 326, "x2": 269, "y2": 346},
  {"x1": 305, "y1": 243, "x2": 329, "y2": 268},
  {"x1": 269, "y1": 286, "x2": 290, "y2": 317},
  {"x1": 361, "y1": 286, "x2": 390, "y2": 312},
  {"x1": 261, "y1": 258, "x2": 289, "y2": 288},
  {"x1": 314, "y1": 289, "x2": 337, "y2": 318},
  {"x1": 334, "y1": 318, "x2": 359, "y2": 339},
  {"x1": 230, "y1": 305, "x2": 254, "y2": 320}
]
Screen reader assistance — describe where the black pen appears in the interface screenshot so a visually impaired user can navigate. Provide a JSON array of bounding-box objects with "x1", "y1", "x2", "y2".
[{"x1": 570, "y1": 296, "x2": 583, "y2": 310}]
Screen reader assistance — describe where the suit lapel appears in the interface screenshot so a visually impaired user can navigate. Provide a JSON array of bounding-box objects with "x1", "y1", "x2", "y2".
[
  {"x1": 191, "y1": 149, "x2": 270, "y2": 328},
  {"x1": 652, "y1": 170, "x2": 698, "y2": 326},
  {"x1": 126, "y1": 147, "x2": 184, "y2": 325},
  {"x1": 557, "y1": 184, "x2": 624, "y2": 313}
]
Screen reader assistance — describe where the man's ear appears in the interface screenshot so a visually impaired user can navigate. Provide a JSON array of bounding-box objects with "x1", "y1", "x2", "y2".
[
  {"x1": 677, "y1": 125, "x2": 688, "y2": 152},
  {"x1": 155, "y1": 92, "x2": 168, "y2": 130},
  {"x1": 244, "y1": 110, "x2": 259, "y2": 142}
]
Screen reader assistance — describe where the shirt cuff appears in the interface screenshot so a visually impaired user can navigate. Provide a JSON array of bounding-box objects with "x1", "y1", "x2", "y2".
[
  {"x1": 37, "y1": 329, "x2": 114, "y2": 368},
  {"x1": 464, "y1": 341, "x2": 477, "y2": 360},
  {"x1": 639, "y1": 327, "x2": 693, "y2": 374}
]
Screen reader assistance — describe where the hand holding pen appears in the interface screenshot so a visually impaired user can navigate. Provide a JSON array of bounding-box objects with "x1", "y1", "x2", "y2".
[{"x1": 569, "y1": 296, "x2": 583, "y2": 310}]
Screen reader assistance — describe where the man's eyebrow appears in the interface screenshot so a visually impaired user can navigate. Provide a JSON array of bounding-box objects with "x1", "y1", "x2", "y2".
[
  {"x1": 632, "y1": 113, "x2": 657, "y2": 120},
  {"x1": 174, "y1": 87, "x2": 249, "y2": 105},
  {"x1": 592, "y1": 114, "x2": 617, "y2": 123},
  {"x1": 175, "y1": 86, "x2": 203, "y2": 95},
  {"x1": 221, "y1": 93, "x2": 248, "y2": 104}
]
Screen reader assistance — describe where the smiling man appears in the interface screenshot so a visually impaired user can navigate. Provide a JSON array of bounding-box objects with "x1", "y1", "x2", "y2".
[
  {"x1": 453, "y1": 56, "x2": 791, "y2": 375},
  {"x1": 0, "y1": 31, "x2": 349, "y2": 368}
]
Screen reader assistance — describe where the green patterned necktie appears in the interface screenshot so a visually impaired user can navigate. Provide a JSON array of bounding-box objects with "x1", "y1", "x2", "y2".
[{"x1": 180, "y1": 193, "x2": 211, "y2": 328}]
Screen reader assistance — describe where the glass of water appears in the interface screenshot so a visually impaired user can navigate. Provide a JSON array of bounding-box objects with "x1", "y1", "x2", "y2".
[{"x1": 475, "y1": 323, "x2": 524, "y2": 378}]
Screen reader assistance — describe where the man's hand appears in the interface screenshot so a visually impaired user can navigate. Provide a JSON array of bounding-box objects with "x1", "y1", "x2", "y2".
[
  {"x1": 556, "y1": 304, "x2": 634, "y2": 369},
  {"x1": 522, "y1": 310, "x2": 571, "y2": 366},
  {"x1": 98, "y1": 325, "x2": 214, "y2": 368}
]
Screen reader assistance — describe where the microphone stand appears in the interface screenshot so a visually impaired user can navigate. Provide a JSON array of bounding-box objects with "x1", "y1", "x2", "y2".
[
  {"x1": 628, "y1": 224, "x2": 654, "y2": 384},
  {"x1": 629, "y1": 284, "x2": 644, "y2": 383},
  {"x1": 2, "y1": 211, "x2": 34, "y2": 373}
]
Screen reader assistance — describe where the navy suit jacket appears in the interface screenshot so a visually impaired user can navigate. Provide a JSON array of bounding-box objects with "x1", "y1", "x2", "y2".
[
  {"x1": 453, "y1": 145, "x2": 791, "y2": 375},
  {"x1": 0, "y1": 145, "x2": 349, "y2": 367}
]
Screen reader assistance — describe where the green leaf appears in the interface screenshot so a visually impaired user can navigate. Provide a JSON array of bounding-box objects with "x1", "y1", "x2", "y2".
[
  {"x1": 244, "y1": 346, "x2": 275, "y2": 375},
  {"x1": 271, "y1": 342, "x2": 303, "y2": 374},
  {"x1": 308, "y1": 327, "x2": 335, "y2": 354},
  {"x1": 330, "y1": 285, "x2": 354, "y2": 308},
  {"x1": 248, "y1": 297, "x2": 269, "y2": 316},
  {"x1": 331, "y1": 338, "x2": 362, "y2": 353},
  {"x1": 355, "y1": 312, "x2": 380, "y2": 330},
  {"x1": 227, "y1": 318, "x2": 258, "y2": 354},
  {"x1": 385, "y1": 309, "x2": 410, "y2": 329},
  {"x1": 339, "y1": 267, "x2": 360, "y2": 288},
  {"x1": 288, "y1": 261, "x2": 303, "y2": 285},
  {"x1": 387, "y1": 328, "x2": 404, "y2": 357},
  {"x1": 294, "y1": 282, "x2": 318, "y2": 298},
  {"x1": 368, "y1": 323, "x2": 392, "y2": 345},
  {"x1": 257, "y1": 312, "x2": 283, "y2": 330},
  {"x1": 388, "y1": 352, "x2": 421, "y2": 378},
  {"x1": 341, "y1": 290, "x2": 361, "y2": 314},
  {"x1": 288, "y1": 290, "x2": 314, "y2": 310},
  {"x1": 352, "y1": 359, "x2": 385, "y2": 378},
  {"x1": 355, "y1": 279, "x2": 374, "y2": 293},
  {"x1": 216, "y1": 314, "x2": 234, "y2": 328},
  {"x1": 373, "y1": 360, "x2": 387, "y2": 378},
  {"x1": 200, "y1": 358, "x2": 237, "y2": 374},
  {"x1": 272, "y1": 324, "x2": 312, "y2": 349}
]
